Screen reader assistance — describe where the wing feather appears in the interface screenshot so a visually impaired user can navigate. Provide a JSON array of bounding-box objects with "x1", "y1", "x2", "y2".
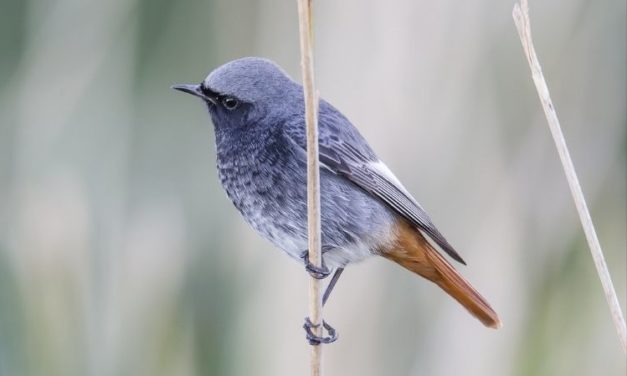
[
  {"x1": 283, "y1": 101, "x2": 466, "y2": 265},
  {"x1": 318, "y1": 141, "x2": 466, "y2": 264}
]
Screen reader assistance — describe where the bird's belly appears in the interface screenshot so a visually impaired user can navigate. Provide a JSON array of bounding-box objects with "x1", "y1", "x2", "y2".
[
  {"x1": 217, "y1": 160, "x2": 397, "y2": 269},
  {"x1": 242, "y1": 213, "x2": 387, "y2": 270},
  {"x1": 218, "y1": 162, "x2": 308, "y2": 251}
]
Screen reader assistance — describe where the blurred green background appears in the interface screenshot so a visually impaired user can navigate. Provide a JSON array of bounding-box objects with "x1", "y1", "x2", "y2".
[{"x1": 0, "y1": 0, "x2": 625, "y2": 375}]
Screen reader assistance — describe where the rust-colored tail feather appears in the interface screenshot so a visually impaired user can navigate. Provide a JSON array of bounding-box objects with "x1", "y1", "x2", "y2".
[{"x1": 382, "y1": 220, "x2": 502, "y2": 329}]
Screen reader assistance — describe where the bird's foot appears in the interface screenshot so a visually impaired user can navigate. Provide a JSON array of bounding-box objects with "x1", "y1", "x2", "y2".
[
  {"x1": 303, "y1": 317, "x2": 338, "y2": 345},
  {"x1": 300, "y1": 251, "x2": 331, "y2": 279}
]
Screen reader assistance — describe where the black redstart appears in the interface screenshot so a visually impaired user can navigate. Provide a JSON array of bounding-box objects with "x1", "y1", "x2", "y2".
[{"x1": 173, "y1": 57, "x2": 501, "y2": 343}]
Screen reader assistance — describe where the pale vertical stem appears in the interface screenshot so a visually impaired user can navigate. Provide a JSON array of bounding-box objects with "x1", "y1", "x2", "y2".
[
  {"x1": 513, "y1": 0, "x2": 627, "y2": 354},
  {"x1": 296, "y1": 0, "x2": 324, "y2": 374}
]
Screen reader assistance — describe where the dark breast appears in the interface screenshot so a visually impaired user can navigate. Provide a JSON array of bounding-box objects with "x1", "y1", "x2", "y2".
[
  {"x1": 213, "y1": 123, "x2": 396, "y2": 265},
  {"x1": 215, "y1": 127, "x2": 309, "y2": 247}
]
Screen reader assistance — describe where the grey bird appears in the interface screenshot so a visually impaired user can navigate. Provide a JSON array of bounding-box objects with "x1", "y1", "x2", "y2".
[{"x1": 172, "y1": 57, "x2": 501, "y2": 343}]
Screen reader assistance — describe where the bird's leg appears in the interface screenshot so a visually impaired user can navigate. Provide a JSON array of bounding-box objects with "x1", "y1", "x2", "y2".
[
  {"x1": 302, "y1": 267, "x2": 344, "y2": 345},
  {"x1": 303, "y1": 318, "x2": 338, "y2": 345},
  {"x1": 322, "y1": 267, "x2": 344, "y2": 306},
  {"x1": 300, "y1": 250, "x2": 331, "y2": 279}
]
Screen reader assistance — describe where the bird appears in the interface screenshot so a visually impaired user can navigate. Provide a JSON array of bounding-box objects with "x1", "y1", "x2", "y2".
[{"x1": 172, "y1": 57, "x2": 501, "y2": 344}]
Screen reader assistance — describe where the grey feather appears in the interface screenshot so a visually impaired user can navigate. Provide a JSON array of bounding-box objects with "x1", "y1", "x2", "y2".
[
  {"x1": 175, "y1": 57, "x2": 466, "y2": 268},
  {"x1": 283, "y1": 100, "x2": 466, "y2": 265}
]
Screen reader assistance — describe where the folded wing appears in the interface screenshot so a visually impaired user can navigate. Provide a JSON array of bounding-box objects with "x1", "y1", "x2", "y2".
[{"x1": 283, "y1": 102, "x2": 466, "y2": 265}]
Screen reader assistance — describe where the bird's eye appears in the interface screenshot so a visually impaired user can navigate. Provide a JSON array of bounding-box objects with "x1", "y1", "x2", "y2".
[{"x1": 221, "y1": 97, "x2": 239, "y2": 110}]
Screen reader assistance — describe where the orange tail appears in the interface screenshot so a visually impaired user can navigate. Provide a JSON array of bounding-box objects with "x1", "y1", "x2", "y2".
[{"x1": 382, "y1": 220, "x2": 502, "y2": 329}]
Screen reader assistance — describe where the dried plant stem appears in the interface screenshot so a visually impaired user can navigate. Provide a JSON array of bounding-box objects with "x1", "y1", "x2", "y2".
[
  {"x1": 297, "y1": 0, "x2": 324, "y2": 374},
  {"x1": 513, "y1": 0, "x2": 627, "y2": 354}
]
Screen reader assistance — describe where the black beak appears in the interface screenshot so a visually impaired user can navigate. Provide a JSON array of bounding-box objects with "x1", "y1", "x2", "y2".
[{"x1": 171, "y1": 83, "x2": 217, "y2": 104}]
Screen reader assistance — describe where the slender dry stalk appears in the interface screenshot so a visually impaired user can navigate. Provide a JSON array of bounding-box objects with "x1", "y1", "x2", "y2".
[
  {"x1": 296, "y1": 0, "x2": 324, "y2": 374},
  {"x1": 513, "y1": 0, "x2": 627, "y2": 355}
]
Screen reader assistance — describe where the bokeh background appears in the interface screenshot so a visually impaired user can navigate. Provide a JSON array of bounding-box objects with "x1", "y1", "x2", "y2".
[{"x1": 0, "y1": 0, "x2": 625, "y2": 375}]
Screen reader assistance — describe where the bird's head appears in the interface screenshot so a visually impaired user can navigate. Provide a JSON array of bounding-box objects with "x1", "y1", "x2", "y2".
[{"x1": 172, "y1": 57, "x2": 301, "y2": 131}]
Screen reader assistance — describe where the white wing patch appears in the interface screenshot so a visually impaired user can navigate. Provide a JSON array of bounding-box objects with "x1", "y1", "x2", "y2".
[
  {"x1": 368, "y1": 160, "x2": 431, "y2": 214},
  {"x1": 369, "y1": 161, "x2": 414, "y2": 201}
]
